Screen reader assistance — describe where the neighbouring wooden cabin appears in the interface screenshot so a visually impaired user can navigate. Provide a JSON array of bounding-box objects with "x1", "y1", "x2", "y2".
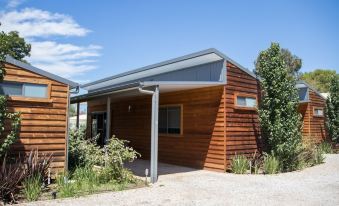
[
  {"x1": 297, "y1": 81, "x2": 327, "y2": 142},
  {"x1": 1, "y1": 56, "x2": 78, "y2": 173},
  {"x1": 71, "y1": 49, "x2": 326, "y2": 182}
]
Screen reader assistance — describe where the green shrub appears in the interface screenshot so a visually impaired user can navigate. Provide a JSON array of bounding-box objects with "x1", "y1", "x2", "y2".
[
  {"x1": 325, "y1": 76, "x2": 339, "y2": 143},
  {"x1": 69, "y1": 128, "x2": 140, "y2": 182},
  {"x1": 56, "y1": 173, "x2": 76, "y2": 198},
  {"x1": 72, "y1": 166, "x2": 100, "y2": 194},
  {"x1": 23, "y1": 175, "x2": 42, "y2": 201},
  {"x1": 68, "y1": 127, "x2": 102, "y2": 171},
  {"x1": 230, "y1": 154, "x2": 249, "y2": 174},
  {"x1": 318, "y1": 142, "x2": 333, "y2": 154},
  {"x1": 263, "y1": 154, "x2": 280, "y2": 174},
  {"x1": 313, "y1": 148, "x2": 325, "y2": 165}
]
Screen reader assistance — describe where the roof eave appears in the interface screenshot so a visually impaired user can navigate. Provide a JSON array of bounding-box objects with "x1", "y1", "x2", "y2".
[{"x1": 5, "y1": 56, "x2": 79, "y2": 88}]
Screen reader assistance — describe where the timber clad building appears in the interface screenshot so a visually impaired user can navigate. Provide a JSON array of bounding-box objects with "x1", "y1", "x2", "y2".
[
  {"x1": 1, "y1": 49, "x2": 326, "y2": 181},
  {"x1": 1, "y1": 56, "x2": 78, "y2": 173},
  {"x1": 71, "y1": 49, "x2": 327, "y2": 182}
]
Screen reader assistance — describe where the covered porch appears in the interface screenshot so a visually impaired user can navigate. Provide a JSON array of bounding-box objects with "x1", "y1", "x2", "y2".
[{"x1": 70, "y1": 49, "x2": 231, "y2": 183}]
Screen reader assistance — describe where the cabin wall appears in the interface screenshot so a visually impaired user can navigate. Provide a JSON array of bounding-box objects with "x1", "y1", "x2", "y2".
[
  {"x1": 2, "y1": 63, "x2": 69, "y2": 173},
  {"x1": 299, "y1": 90, "x2": 326, "y2": 142},
  {"x1": 225, "y1": 62, "x2": 261, "y2": 167},
  {"x1": 87, "y1": 85, "x2": 226, "y2": 171}
]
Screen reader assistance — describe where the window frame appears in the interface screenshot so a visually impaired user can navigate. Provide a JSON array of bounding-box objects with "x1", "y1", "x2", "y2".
[
  {"x1": 234, "y1": 92, "x2": 258, "y2": 110},
  {"x1": 313, "y1": 106, "x2": 324, "y2": 117},
  {"x1": 0, "y1": 80, "x2": 51, "y2": 102},
  {"x1": 159, "y1": 104, "x2": 183, "y2": 137}
]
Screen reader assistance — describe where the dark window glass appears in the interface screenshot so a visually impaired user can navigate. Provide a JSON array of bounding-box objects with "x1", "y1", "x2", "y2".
[
  {"x1": 159, "y1": 106, "x2": 181, "y2": 134},
  {"x1": 0, "y1": 81, "x2": 48, "y2": 98},
  {"x1": 0, "y1": 82, "x2": 23, "y2": 96}
]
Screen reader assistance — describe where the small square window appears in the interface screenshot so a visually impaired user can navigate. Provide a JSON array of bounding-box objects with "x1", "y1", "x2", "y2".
[
  {"x1": 235, "y1": 94, "x2": 257, "y2": 108},
  {"x1": 159, "y1": 106, "x2": 182, "y2": 135},
  {"x1": 313, "y1": 107, "x2": 324, "y2": 117}
]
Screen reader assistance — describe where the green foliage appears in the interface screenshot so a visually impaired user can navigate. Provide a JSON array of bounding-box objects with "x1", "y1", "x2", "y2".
[
  {"x1": 263, "y1": 154, "x2": 280, "y2": 174},
  {"x1": 301, "y1": 69, "x2": 338, "y2": 93},
  {"x1": 0, "y1": 27, "x2": 29, "y2": 156},
  {"x1": 23, "y1": 174, "x2": 42, "y2": 202},
  {"x1": 68, "y1": 128, "x2": 140, "y2": 182},
  {"x1": 230, "y1": 154, "x2": 249, "y2": 174},
  {"x1": 0, "y1": 30, "x2": 31, "y2": 64},
  {"x1": 313, "y1": 148, "x2": 325, "y2": 165},
  {"x1": 68, "y1": 127, "x2": 102, "y2": 171},
  {"x1": 318, "y1": 142, "x2": 333, "y2": 154},
  {"x1": 0, "y1": 150, "x2": 53, "y2": 203},
  {"x1": 325, "y1": 76, "x2": 339, "y2": 143},
  {"x1": 280, "y1": 48, "x2": 302, "y2": 77},
  {"x1": 56, "y1": 173, "x2": 76, "y2": 198},
  {"x1": 255, "y1": 43, "x2": 303, "y2": 171}
]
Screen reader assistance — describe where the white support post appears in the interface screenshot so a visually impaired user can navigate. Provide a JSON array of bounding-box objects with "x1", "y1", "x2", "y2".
[
  {"x1": 138, "y1": 86, "x2": 159, "y2": 183},
  {"x1": 150, "y1": 86, "x2": 159, "y2": 183},
  {"x1": 106, "y1": 96, "x2": 111, "y2": 144}
]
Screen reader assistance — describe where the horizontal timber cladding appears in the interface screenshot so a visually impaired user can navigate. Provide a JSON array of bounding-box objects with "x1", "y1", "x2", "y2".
[
  {"x1": 298, "y1": 90, "x2": 326, "y2": 142},
  {"x1": 225, "y1": 62, "x2": 262, "y2": 168},
  {"x1": 87, "y1": 85, "x2": 227, "y2": 171},
  {"x1": 2, "y1": 63, "x2": 69, "y2": 173}
]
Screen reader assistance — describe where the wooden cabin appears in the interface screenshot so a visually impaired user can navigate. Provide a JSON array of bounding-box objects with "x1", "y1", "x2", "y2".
[
  {"x1": 297, "y1": 81, "x2": 327, "y2": 142},
  {"x1": 71, "y1": 49, "x2": 326, "y2": 182},
  {"x1": 1, "y1": 56, "x2": 78, "y2": 173}
]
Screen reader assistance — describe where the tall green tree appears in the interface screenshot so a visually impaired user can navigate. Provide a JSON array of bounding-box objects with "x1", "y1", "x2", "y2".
[
  {"x1": 0, "y1": 26, "x2": 31, "y2": 156},
  {"x1": 255, "y1": 43, "x2": 303, "y2": 171},
  {"x1": 280, "y1": 48, "x2": 302, "y2": 77},
  {"x1": 325, "y1": 76, "x2": 339, "y2": 143},
  {"x1": 301, "y1": 69, "x2": 338, "y2": 93}
]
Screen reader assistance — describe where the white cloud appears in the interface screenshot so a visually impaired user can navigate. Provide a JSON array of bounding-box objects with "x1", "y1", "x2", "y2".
[
  {"x1": 0, "y1": 8, "x2": 100, "y2": 80},
  {"x1": 0, "y1": 8, "x2": 90, "y2": 38},
  {"x1": 28, "y1": 41, "x2": 101, "y2": 78},
  {"x1": 6, "y1": 0, "x2": 25, "y2": 8}
]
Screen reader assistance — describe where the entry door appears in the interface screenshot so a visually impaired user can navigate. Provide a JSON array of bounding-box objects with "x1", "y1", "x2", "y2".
[{"x1": 91, "y1": 112, "x2": 107, "y2": 146}]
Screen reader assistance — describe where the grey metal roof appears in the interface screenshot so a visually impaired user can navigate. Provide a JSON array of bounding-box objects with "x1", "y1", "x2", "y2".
[
  {"x1": 82, "y1": 48, "x2": 256, "y2": 90},
  {"x1": 5, "y1": 56, "x2": 79, "y2": 88}
]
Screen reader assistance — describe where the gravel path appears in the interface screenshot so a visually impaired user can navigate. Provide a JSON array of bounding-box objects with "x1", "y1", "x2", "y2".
[{"x1": 23, "y1": 154, "x2": 339, "y2": 206}]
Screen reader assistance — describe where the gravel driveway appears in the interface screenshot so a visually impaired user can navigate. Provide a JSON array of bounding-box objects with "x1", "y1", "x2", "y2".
[{"x1": 24, "y1": 154, "x2": 339, "y2": 206}]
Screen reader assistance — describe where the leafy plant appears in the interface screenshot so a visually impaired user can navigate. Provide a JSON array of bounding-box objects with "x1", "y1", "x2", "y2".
[
  {"x1": 325, "y1": 76, "x2": 339, "y2": 143},
  {"x1": 230, "y1": 154, "x2": 249, "y2": 174},
  {"x1": 0, "y1": 157, "x2": 27, "y2": 203},
  {"x1": 313, "y1": 148, "x2": 325, "y2": 165},
  {"x1": 68, "y1": 127, "x2": 102, "y2": 171},
  {"x1": 25, "y1": 150, "x2": 53, "y2": 183},
  {"x1": 255, "y1": 42, "x2": 303, "y2": 171},
  {"x1": 69, "y1": 128, "x2": 140, "y2": 182},
  {"x1": 263, "y1": 154, "x2": 280, "y2": 174},
  {"x1": 23, "y1": 174, "x2": 42, "y2": 201},
  {"x1": 56, "y1": 173, "x2": 76, "y2": 198},
  {"x1": 318, "y1": 142, "x2": 333, "y2": 154},
  {"x1": 249, "y1": 151, "x2": 263, "y2": 174},
  {"x1": 301, "y1": 69, "x2": 338, "y2": 93},
  {"x1": 0, "y1": 27, "x2": 30, "y2": 157}
]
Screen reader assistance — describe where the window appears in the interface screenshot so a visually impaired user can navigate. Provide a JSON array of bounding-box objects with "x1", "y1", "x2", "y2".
[
  {"x1": 0, "y1": 81, "x2": 48, "y2": 98},
  {"x1": 313, "y1": 107, "x2": 324, "y2": 117},
  {"x1": 159, "y1": 105, "x2": 182, "y2": 135},
  {"x1": 235, "y1": 93, "x2": 257, "y2": 108}
]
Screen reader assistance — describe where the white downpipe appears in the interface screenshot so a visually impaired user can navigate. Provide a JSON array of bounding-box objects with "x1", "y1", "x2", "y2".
[{"x1": 138, "y1": 86, "x2": 159, "y2": 183}]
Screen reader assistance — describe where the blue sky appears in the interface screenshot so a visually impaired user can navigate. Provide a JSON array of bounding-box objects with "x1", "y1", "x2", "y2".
[{"x1": 0, "y1": 0, "x2": 338, "y2": 83}]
